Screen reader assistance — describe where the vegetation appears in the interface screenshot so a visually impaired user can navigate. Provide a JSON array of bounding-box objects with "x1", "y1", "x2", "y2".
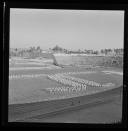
[
  {"x1": 9, "y1": 45, "x2": 123, "y2": 68},
  {"x1": 10, "y1": 45, "x2": 123, "y2": 57}
]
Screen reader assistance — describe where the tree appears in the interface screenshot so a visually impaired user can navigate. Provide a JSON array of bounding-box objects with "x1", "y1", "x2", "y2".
[
  {"x1": 52, "y1": 45, "x2": 63, "y2": 52},
  {"x1": 101, "y1": 49, "x2": 104, "y2": 54},
  {"x1": 78, "y1": 49, "x2": 81, "y2": 53},
  {"x1": 37, "y1": 46, "x2": 41, "y2": 51},
  {"x1": 104, "y1": 49, "x2": 108, "y2": 55}
]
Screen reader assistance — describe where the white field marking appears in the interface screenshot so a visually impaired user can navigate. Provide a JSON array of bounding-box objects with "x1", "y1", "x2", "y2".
[
  {"x1": 103, "y1": 72, "x2": 112, "y2": 74},
  {"x1": 13, "y1": 63, "x2": 46, "y2": 65},
  {"x1": 69, "y1": 71, "x2": 96, "y2": 75},
  {"x1": 11, "y1": 60, "x2": 53, "y2": 64},
  {"x1": 9, "y1": 66, "x2": 61, "y2": 71},
  {"x1": 57, "y1": 71, "x2": 96, "y2": 76},
  {"x1": 102, "y1": 71, "x2": 123, "y2": 75},
  {"x1": 102, "y1": 83, "x2": 115, "y2": 87},
  {"x1": 9, "y1": 60, "x2": 53, "y2": 65}
]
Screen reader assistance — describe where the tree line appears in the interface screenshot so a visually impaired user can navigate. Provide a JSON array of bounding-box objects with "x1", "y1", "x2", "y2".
[
  {"x1": 52, "y1": 45, "x2": 123, "y2": 55},
  {"x1": 10, "y1": 45, "x2": 123, "y2": 57}
]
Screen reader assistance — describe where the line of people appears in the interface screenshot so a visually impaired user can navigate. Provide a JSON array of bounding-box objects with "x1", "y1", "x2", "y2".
[
  {"x1": 43, "y1": 86, "x2": 87, "y2": 94},
  {"x1": 47, "y1": 73, "x2": 102, "y2": 88}
]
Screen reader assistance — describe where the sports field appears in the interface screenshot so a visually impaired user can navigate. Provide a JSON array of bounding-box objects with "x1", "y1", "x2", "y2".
[{"x1": 9, "y1": 57, "x2": 123, "y2": 123}]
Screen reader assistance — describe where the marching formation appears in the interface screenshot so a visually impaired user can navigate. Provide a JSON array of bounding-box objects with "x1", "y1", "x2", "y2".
[
  {"x1": 45, "y1": 73, "x2": 115, "y2": 94},
  {"x1": 42, "y1": 86, "x2": 87, "y2": 94},
  {"x1": 9, "y1": 74, "x2": 47, "y2": 79},
  {"x1": 9, "y1": 71, "x2": 115, "y2": 95},
  {"x1": 47, "y1": 73, "x2": 102, "y2": 87}
]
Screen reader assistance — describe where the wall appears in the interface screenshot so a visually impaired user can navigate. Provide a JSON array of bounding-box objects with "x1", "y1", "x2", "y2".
[{"x1": 9, "y1": 86, "x2": 122, "y2": 122}]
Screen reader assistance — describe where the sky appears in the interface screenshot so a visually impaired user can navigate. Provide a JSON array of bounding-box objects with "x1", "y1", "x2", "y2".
[{"x1": 10, "y1": 9, "x2": 124, "y2": 50}]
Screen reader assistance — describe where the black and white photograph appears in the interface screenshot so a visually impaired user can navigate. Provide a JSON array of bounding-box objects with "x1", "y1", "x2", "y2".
[{"x1": 8, "y1": 8, "x2": 124, "y2": 123}]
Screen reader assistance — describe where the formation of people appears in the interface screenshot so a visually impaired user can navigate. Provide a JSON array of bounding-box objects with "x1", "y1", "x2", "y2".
[
  {"x1": 47, "y1": 73, "x2": 102, "y2": 88},
  {"x1": 43, "y1": 86, "x2": 86, "y2": 94},
  {"x1": 9, "y1": 71, "x2": 115, "y2": 95},
  {"x1": 46, "y1": 73, "x2": 115, "y2": 94},
  {"x1": 9, "y1": 71, "x2": 96, "y2": 80},
  {"x1": 9, "y1": 74, "x2": 46, "y2": 79}
]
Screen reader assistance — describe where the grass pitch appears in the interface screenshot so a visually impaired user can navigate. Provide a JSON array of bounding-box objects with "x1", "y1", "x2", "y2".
[
  {"x1": 8, "y1": 57, "x2": 123, "y2": 123},
  {"x1": 9, "y1": 64, "x2": 123, "y2": 105}
]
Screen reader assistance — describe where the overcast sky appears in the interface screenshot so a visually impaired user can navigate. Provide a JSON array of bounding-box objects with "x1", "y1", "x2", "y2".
[{"x1": 10, "y1": 9, "x2": 124, "y2": 50}]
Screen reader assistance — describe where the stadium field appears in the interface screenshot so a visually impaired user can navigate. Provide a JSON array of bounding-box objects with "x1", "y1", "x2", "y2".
[
  {"x1": 9, "y1": 57, "x2": 123, "y2": 123},
  {"x1": 9, "y1": 66, "x2": 123, "y2": 105}
]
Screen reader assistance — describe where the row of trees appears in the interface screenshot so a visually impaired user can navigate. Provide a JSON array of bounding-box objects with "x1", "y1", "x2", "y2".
[
  {"x1": 10, "y1": 45, "x2": 124, "y2": 57},
  {"x1": 52, "y1": 45, "x2": 123, "y2": 55},
  {"x1": 10, "y1": 46, "x2": 42, "y2": 57},
  {"x1": 100, "y1": 48, "x2": 123, "y2": 55}
]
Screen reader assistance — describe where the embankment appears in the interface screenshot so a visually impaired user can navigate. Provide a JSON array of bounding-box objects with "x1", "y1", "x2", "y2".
[
  {"x1": 53, "y1": 55, "x2": 123, "y2": 68},
  {"x1": 9, "y1": 86, "x2": 122, "y2": 122}
]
